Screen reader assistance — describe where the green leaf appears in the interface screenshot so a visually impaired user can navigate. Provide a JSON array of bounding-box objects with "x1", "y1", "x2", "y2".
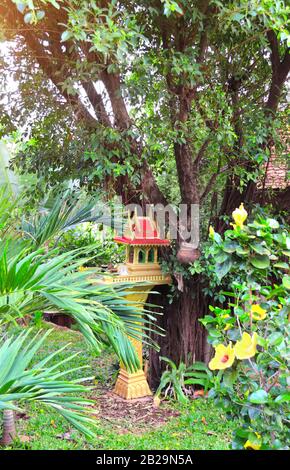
[
  {"x1": 249, "y1": 389, "x2": 268, "y2": 404},
  {"x1": 215, "y1": 258, "x2": 233, "y2": 279},
  {"x1": 250, "y1": 243, "x2": 270, "y2": 256},
  {"x1": 208, "y1": 329, "x2": 222, "y2": 338},
  {"x1": 223, "y1": 240, "x2": 239, "y2": 253},
  {"x1": 48, "y1": 0, "x2": 60, "y2": 9},
  {"x1": 23, "y1": 12, "x2": 33, "y2": 24},
  {"x1": 268, "y1": 332, "x2": 283, "y2": 346},
  {"x1": 223, "y1": 369, "x2": 238, "y2": 387},
  {"x1": 236, "y1": 246, "x2": 249, "y2": 255},
  {"x1": 250, "y1": 254, "x2": 270, "y2": 269},
  {"x1": 233, "y1": 13, "x2": 244, "y2": 22},
  {"x1": 266, "y1": 218, "x2": 279, "y2": 229},
  {"x1": 215, "y1": 252, "x2": 229, "y2": 263},
  {"x1": 36, "y1": 10, "x2": 45, "y2": 21},
  {"x1": 275, "y1": 393, "x2": 290, "y2": 403},
  {"x1": 184, "y1": 378, "x2": 206, "y2": 386},
  {"x1": 16, "y1": 3, "x2": 26, "y2": 13},
  {"x1": 282, "y1": 275, "x2": 290, "y2": 289},
  {"x1": 213, "y1": 232, "x2": 222, "y2": 245},
  {"x1": 274, "y1": 262, "x2": 289, "y2": 270},
  {"x1": 61, "y1": 31, "x2": 72, "y2": 42}
]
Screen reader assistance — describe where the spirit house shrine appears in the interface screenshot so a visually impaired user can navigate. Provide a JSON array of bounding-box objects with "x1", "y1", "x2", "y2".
[{"x1": 106, "y1": 211, "x2": 171, "y2": 399}]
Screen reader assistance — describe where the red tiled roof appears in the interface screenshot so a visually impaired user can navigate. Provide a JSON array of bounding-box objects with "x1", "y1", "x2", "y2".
[
  {"x1": 114, "y1": 216, "x2": 170, "y2": 245},
  {"x1": 263, "y1": 156, "x2": 289, "y2": 189},
  {"x1": 114, "y1": 236, "x2": 170, "y2": 245},
  {"x1": 260, "y1": 132, "x2": 289, "y2": 189}
]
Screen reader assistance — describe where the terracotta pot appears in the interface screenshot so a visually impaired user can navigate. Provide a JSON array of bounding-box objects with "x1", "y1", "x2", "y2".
[{"x1": 177, "y1": 243, "x2": 201, "y2": 264}]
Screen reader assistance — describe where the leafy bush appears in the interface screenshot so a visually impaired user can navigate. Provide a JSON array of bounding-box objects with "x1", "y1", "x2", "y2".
[
  {"x1": 155, "y1": 357, "x2": 213, "y2": 404},
  {"x1": 201, "y1": 205, "x2": 290, "y2": 450},
  {"x1": 58, "y1": 223, "x2": 125, "y2": 267}
]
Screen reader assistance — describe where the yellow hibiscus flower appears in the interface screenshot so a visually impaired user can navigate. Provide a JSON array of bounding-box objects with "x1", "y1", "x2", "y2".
[
  {"x1": 234, "y1": 332, "x2": 258, "y2": 360},
  {"x1": 251, "y1": 304, "x2": 266, "y2": 321},
  {"x1": 244, "y1": 433, "x2": 262, "y2": 450},
  {"x1": 244, "y1": 439, "x2": 261, "y2": 450},
  {"x1": 209, "y1": 343, "x2": 235, "y2": 370},
  {"x1": 222, "y1": 313, "x2": 231, "y2": 331},
  {"x1": 231, "y1": 203, "x2": 248, "y2": 229}
]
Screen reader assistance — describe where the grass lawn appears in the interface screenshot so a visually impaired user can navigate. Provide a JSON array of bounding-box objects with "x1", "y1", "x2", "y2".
[{"x1": 2, "y1": 324, "x2": 235, "y2": 450}]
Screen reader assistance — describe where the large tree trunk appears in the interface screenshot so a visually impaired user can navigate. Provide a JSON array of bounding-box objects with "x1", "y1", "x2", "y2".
[{"x1": 148, "y1": 278, "x2": 211, "y2": 389}]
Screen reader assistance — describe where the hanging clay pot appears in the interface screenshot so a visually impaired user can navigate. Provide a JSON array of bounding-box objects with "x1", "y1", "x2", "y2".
[{"x1": 177, "y1": 242, "x2": 201, "y2": 264}]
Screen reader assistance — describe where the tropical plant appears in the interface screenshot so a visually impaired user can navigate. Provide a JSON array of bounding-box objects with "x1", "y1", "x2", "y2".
[
  {"x1": 155, "y1": 357, "x2": 213, "y2": 404},
  {"x1": 0, "y1": 185, "x2": 16, "y2": 235},
  {"x1": 20, "y1": 190, "x2": 116, "y2": 249},
  {"x1": 0, "y1": 141, "x2": 19, "y2": 194},
  {"x1": 201, "y1": 206, "x2": 290, "y2": 450},
  {"x1": 0, "y1": 241, "x2": 156, "y2": 370},
  {"x1": 0, "y1": 329, "x2": 98, "y2": 445}
]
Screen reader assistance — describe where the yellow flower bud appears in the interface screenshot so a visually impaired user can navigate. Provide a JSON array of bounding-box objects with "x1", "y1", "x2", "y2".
[
  {"x1": 231, "y1": 203, "x2": 248, "y2": 229},
  {"x1": 209, "y1": 225, "x2": 215, "y2": 238},
  {"x1": 244, "y1": 439, "x2": 261, "y2": 450}
]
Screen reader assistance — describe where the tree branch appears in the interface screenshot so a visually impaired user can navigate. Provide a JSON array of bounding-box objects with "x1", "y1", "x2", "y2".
[
  {"x1": 100, "y1": 69, "x2": 131, "y2": 129},
  {"x1": 200, "y1": 165, "x2": 228, "y2": 201},
  {"x1": 22, "y1": 30, "x2": 98, "y2": 127},
  {"x1": 266, "y1": 30, "x2": 290, "y2": 114},
  {"x1": 193, "y1": 136, "x2": 211, "y2": 168},
  {"x1": 81, "y1": 80, "x2": 111, "y2": 127}
]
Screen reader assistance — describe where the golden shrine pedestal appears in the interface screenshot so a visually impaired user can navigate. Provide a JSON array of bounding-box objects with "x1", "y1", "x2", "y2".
[
  {"x1": 102, "y1": 212, "x2": 171, "y2": 399},
  {"x1": 112, "y1": 281, "x2": 169, "y2": 399}
]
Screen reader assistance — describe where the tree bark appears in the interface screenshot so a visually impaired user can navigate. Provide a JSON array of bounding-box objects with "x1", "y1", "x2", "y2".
[
  {"x1": 0, "y1": 410, "x2": 16, "y2": 446},
  {"x1": 148, "y1": 279, "x2": 211, "y2": 389}
]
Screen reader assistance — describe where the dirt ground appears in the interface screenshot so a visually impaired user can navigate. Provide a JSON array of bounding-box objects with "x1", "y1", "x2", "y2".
[{"x1": 96, "y1": 390, "x2": 180, "y2": 433}]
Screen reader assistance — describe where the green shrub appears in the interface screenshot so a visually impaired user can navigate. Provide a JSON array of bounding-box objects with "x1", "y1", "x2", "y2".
[
  {"x1": 201, "y1": 205, "x2": 290, "y2": 450},
  {"x1": 155, "y1": 357, "x2": 213, "y2": 404},
  {"x1": 58, "y1": 222, "x2": 125, "y2": 267}
]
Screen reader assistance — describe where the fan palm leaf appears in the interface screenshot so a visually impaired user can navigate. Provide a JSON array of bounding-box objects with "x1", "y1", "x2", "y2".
[
  {"x1": 20, "y1": 191, "x2": 121, "y2": 248},
  {"x1": 0, "y1": 329, "x2": 98, "y2": 439}
]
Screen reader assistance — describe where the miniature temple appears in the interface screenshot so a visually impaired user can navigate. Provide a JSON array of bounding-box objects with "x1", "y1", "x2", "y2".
[{"x1": 107, "y1": 211, "x2": 171, "y2": 399}]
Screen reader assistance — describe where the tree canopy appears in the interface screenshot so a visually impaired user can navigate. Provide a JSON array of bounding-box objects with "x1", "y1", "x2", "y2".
[{"x1": 0, "y1": 1, "x2": 289, "y2": 211}]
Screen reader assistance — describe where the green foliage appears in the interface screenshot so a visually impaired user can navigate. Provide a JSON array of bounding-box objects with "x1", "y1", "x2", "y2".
[
  {"x1": 155, "y1": 357, "x2": 213, "y2": 404},
  {"x1": 20, "y1": 190, "x2": 113, "y2": 248},
  {"x1": 0, "y1": 183, "x2": 164, "y2": 440},
  {"x1": 201, "y1": 208, "x2": 290, "y2": 449},
  {"x1": 57, "y1": 223, "x2": 125, "y2": 267},
  {"x1": 0, "y1": 185, "x2": 17, "y2": 235},
  {"x1": 0, "y1": 240, "x2": 145, "y2": 371},
  {"x1": 0, "y1": 183, "x2": 164, "y2": 371},
  {"x1": 0, "y1": 329, "x2": 97, "y2": 439}
]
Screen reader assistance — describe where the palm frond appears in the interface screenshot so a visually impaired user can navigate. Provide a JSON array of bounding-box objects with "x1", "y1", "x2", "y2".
[
  {"x1": 20, "y1": 191, "x2": 120, "y2": 248},
  {"x1": 0, "y1": 330, "x2": 98, "y2": 439}
]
